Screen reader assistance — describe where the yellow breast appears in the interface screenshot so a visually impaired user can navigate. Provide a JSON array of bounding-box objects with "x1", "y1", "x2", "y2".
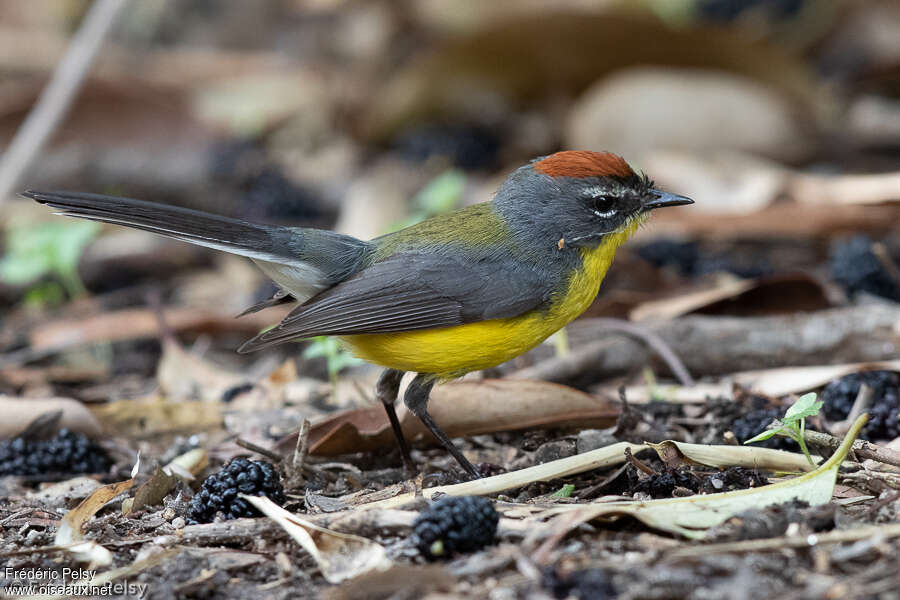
[{"x1": 341, "y1": 224, "x2": 638, "y2": 379}]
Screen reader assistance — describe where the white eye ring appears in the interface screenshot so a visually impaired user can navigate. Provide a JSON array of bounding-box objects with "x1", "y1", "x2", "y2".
[{"x1": 593, "y1": 208, "x2": 616, "y2": 218}]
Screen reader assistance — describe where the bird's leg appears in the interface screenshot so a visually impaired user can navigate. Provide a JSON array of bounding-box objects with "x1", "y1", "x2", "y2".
[
  {"x1": 404, "y1": 374, "x2": 481, "y2": 479},
  {"x1": 376, "y1": 368, "x2": 415, "y2": 474}
]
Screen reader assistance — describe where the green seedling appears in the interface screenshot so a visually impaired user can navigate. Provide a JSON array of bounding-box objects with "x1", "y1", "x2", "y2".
[
  {"x1": 0, "y1": 220, "x2": 99, "y2": 305},
  {"x1": 550, "y1": 483, "x2": 576, "y2": 499},
  {"x1": 743, "y1": 392, "x2": 824, "y2": 466},
  {"x1": 303, "y1": 336, "x2": 364, "y2": 392}
]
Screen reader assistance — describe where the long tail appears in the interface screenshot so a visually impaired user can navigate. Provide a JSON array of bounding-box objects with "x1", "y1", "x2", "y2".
[{"x1": 23, "y1": 190, "x2": 373, "y2": 301}]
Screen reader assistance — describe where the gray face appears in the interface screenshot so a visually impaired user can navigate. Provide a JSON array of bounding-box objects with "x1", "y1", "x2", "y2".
[
  {"x1": 556, "y1": 174, "x2": 650, "y2": 247},
  {"x1": 492, "y1": 164, "x2": 691, "y2": 254}
]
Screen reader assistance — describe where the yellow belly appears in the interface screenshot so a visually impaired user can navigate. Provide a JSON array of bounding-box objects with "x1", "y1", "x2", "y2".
[{"x1": 341, "y1": 226, "x2": 636, "y2": 379}]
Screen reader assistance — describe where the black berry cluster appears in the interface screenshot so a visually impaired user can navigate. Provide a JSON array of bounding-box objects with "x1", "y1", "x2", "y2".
[
  {"x1": 730, "y1": 407, "x2": 797, "y2": 451},
  {"x1": 0, "y1": 428, "x2": 111, "y2": 477},
  {"x1": 412, "y1": 496, "x2": 499, "y2": 561},
  {"x1": 188, "y1": 458, "x2": 285, "y2": 523},
  {"x1": 821, "y1": 371, "x2": 900, "y2": 441},
  {"x1": 633, "y1": 466, "x2": 700, "y2": 498}
]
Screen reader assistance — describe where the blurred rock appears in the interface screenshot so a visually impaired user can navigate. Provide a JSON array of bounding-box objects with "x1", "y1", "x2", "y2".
[
  {"x1": 643, "y1": 150, "x2": 787, "y2": 214},
  {"x1": 576, "y1": 430, "x2": 619, "y2": 454},
  {"x1": 333, "y1": 158, "x2": 428, "y2": 241},
  {"x1": 565, "y1": 67, "x2": 812, "y2": 162},
  {"x1": 534, "y1": 439, "x2": 577, "y2": 464}
]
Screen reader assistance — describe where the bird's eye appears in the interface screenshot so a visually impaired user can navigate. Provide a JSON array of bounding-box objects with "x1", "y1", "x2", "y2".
[{"x1": 591, "y1": 195, "x2": 616, "y2": 218}]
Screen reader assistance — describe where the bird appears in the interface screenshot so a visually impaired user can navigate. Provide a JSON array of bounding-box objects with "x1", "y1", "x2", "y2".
[{"x1": 24, "y1": 150, "x2": 692, "y2": 479}]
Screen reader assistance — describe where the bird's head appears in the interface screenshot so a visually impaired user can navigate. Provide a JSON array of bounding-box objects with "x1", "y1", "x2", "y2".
[{"x1": 494, "y1": 150, "x2": 692, "y2": 250}]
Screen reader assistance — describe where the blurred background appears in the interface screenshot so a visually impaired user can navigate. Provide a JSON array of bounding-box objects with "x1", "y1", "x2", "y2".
[{"x1": 1, "y1": 0, "x2": 900, "y2": 403}]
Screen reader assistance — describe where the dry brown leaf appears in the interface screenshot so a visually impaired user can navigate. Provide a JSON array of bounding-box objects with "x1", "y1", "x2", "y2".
[
  {"x1": 243, "y1": 495, "x2": 390, "y2": 584},
  {"x1": 629, "y1": 273, "x2": 830, "y2": 322},
  {"x1": 54, "y1": 458, "x2": 139, "y2": 566},
  {"x1": 364, "y1": 13, "x2": 816, "y2": 139},
  {"x1": 123, "y1": 448, "x2": 208, "y2": 515},
  {"x1": 629, "y1": 277, "x2": 756, "y2": 321},
  {"x1": 301, "y1": 379, "x2": 618, "y2": 456},
  {"x1": 322, "y1": 564, "x2": 455, "y2": 600},
  {"x1": 734, "y1": 360, "x2": 900, "y2": 397},
  {"x1": 648, "y1": 441, "x2": 817, "y2": 473},
  {"x1": 156, "y1": 339, "x2": 248, "y2": 402},
  {"x1": 91, "y1": 396, "x2": 222, "y2": 437},
  {"x1": 0, "y1": 395, "x2": 102, "y2": 438},
  {"x1": 27, "y1": 305, "x2": 289, "y2": 354}
]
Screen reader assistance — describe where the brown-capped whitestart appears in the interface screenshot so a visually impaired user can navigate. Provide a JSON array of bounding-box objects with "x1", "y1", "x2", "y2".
[{"x1": 25, "y1": 151, "x2": 692, "y2": 479}]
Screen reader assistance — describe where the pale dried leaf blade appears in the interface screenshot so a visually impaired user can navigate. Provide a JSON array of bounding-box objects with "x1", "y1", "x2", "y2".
[
  {"x1": 124, "y1": 448, "x2": 205, "y2": 515},
  {"x1": 242, "y1": 495, "x2": 390, "y2": 584},
  {"x1": 647, "y1": 441, "x2": 817, "y2": 472},
  {"x1": 552, "y1": 414, "x2": 867, "y2": 539},
  {"x1": 358, "y1": 441, "x2": 647, "y2": 510},
  {"x1": 55, "y1": 456, "x2": 139, "y2": 564}
]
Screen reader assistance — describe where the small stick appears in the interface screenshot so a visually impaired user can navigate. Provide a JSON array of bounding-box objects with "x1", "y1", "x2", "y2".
[
  {"x1": 666, "y1": 521, "x2": 900, "y2": 560},
  {"x1": 0, "y1": 0, "x2": 129, "y2": 204},
  {"x1": 803, "y1": 429, "x2": 900, "y2": 470},
  {"x1": 830, "y1": 384, "x2": 874, "y2": 437},
  {"x1": 872, "y1": 242, "x2": 900, "y2": 290},
  {"x1": 288, "y1": 418, "x2": 311, "y2": 487},
  {"x1": 235, "y1": 439, "x2": 282, "y2": 463}
]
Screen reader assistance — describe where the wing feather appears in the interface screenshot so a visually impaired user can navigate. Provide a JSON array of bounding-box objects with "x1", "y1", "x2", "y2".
[{"x1": 238, "y1": 250, "x2": 558, "y2": 353}]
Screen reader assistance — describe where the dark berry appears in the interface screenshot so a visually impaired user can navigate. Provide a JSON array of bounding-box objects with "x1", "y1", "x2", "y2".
[
  {"x1": 730, "y1": 407, "x2": 798, "y2": 451},
  {"x1": 699, "y1": 467, "x2": 768, "y2": 494},
  {"x1": 188, "y1": 458, "x2": 285, "y2": 524},
  {"x1": 543, "y1": 566, "x2": 616, "y2": 600},
  {"x1": 394, "y1": 124, "x2": 501, "y2": 170},
  {"x1": 634, "y1": 238, "x2": 699, "y2": 276},
  {"x1": 830, "y1": 235, "x2": 900, "y2": 301},
  {"x1": 412, "y1": 496, "x2": 498, "y2": 560},
  {"x1": 821, "y1": 371, "x2": 900, "y2": 441},
  {"x1": 0, "y1": 429, "x2": 111, "y2": 477},
  {"x1": 633, "y1": 466, "x2": 701, "y2": 498}
]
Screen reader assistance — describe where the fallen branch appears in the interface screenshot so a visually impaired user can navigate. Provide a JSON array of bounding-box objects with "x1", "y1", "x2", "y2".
[
  {"x1": 513, "y1": 305, "x2": 900, "y2": 382},
  {"x1": 0, "y1": 0, "x2": 129, "y2": 205},
  {"x1": 803, "y1": 429, "x2": 900, "y2": 470}
]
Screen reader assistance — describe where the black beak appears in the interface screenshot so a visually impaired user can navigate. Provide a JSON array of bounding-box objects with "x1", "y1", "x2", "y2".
[{"x1": 644, "y1": 190, "x2": 693, "y2": 210}]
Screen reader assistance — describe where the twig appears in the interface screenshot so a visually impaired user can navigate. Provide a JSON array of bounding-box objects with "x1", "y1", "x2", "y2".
[
  {"x1": 288, "y1": 418, "x2": 311, "y2": 488},
  {"x1": 803, "y1": 429, "x2": 900, "y2": 469},
  {"x1": 830, "y1": 384, "x2": 874, "y2": 437},
  {"x1": 511, "y1": 318, "x2": 695, "y2": 386},
  {"x1": 666, "y1": 521, "x2": 900, "y2": 560},
  {"x1": 0, "y1": 0, "x2": 129, "y2": 205},
  {"x1": 872, "y1": 242, "x2": 900, "y2": 290},
  {"x1": 235, "y1": 438, "x2": 282, "y2": 463}
]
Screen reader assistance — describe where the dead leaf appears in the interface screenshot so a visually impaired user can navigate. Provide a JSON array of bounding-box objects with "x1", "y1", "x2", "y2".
[
  {"x1": 123, "y1": 448, "x2": 208, "y2": 515},
  {"x1": 242, "y1": 495, "x2": 391, "y2": 584},
  {"x1": 156, "y1": 339, "x2": 248, "y2": 402},
  {"x1": 91, "y1": 396, "x2": 222, "y2": 437},
  {"x1": 297, "y1": 379, "x2": 617, "y2": 456},
  {"x1": 322, "y1": 564, "x2": 455, "y2": 600},
  {"x1": 734, "y1": 360, "x2": 900, "y2": 397},
  {"x1": 55, "y1": 457, "x2": 140, "y2": 566},
  {"x1": 0, "y1": 395, "x2": 102, "y2": 438},
  {"x1": 540, "y1": 415, "x2": 866, "y2": 542},
  {"x1": 647, "y1": 441, "x2": 817, "y2": 473},
  {"x1": 27, "y1": 305, "x2": 290, "y2": 354},
  {"x1": 358, "y1": 441, "x2": 647, "y2": 510},
  {"x1": 629, "y1": 273, "x2": 830, "y2": 322}
]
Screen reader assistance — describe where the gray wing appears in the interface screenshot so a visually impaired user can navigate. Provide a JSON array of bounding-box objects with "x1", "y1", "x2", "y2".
[{"x1": 237, "y1": 250, "x2": 558, "y2": 352}]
